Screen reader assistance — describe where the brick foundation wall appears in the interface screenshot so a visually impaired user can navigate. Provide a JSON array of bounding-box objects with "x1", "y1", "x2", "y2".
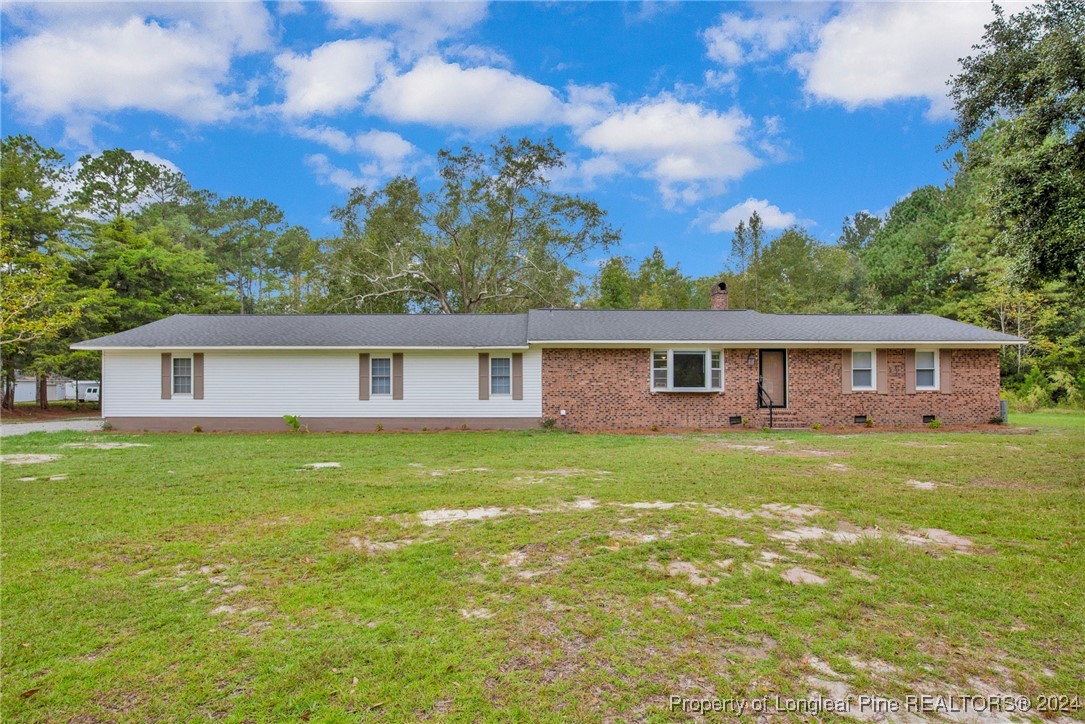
[{"x1": 541, "y1": 347, "x2": 1001, "y2": 430}]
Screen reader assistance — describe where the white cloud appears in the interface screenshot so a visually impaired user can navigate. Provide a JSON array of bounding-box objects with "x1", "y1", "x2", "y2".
[
  {"x1": 324, "y1": 1, "x2": 488, "y2": 53},
  {"x1": 301, "y1": 130, "x2": 420, "y2": 191},
  {"x1": 792, "y1": 3, "x2": 1003, "y2": 118},
  {"x1": 275, "y1": 39, "x2": 392, "y2": 117},
  {"x1": 369, "y1": 57, "x2": 563, "y2": 130},
  {"x1": 577, "y1": 96, "x2": 760, "y2": 206},
  {"x1": 703, "y1": 12, "x2": 804, "y2": 67},
  {"x1": 305, "y1": 153, "x2": 367, "y2": 191},
  {"x1": 2, "y1": 4, "x2": 273, "y2": 143},
  {"x1": 701, "y1": 198, "x2": 800, "y2": 233},
  {"x1": 545, "y1": 154, "x2": 624, "y2": 193},
  {"x1": 130, "y1": 149, "x2": 181, "y2": 175}
]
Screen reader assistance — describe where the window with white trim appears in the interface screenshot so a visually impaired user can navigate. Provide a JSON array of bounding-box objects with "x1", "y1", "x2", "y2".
[
  {"x1": 490, "y1": 356, "x2": 511, "y2": 395},
  {"x1": 651, "y1": 350, "x2": 723, "y2": 392},
  {"x1": 915, "y1": 350, "x2": 938, "y2": 390},
  {"x1": 851, "y1": 350, "x2": 875, "y2": 391},
  {"x1": 172, "y1": 356, "x2": 192, "y2": 395},
  {"x1": 371, "y1": 357, "x2": 392, "y2": 395}
]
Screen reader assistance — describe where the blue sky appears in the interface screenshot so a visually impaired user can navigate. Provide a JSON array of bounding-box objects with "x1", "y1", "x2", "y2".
[{"x1": 1, "y1": 1, "x2": 1025, "y2": 276}]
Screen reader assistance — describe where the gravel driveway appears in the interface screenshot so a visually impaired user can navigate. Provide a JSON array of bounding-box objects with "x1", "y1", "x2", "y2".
[{"x1": 0, "y1": 418, "x2": 104, "y2": 437}]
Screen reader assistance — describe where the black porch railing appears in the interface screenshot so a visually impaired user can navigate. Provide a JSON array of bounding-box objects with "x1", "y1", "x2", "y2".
[{"x1": 757, "y1": 381, "x2": 774, "y2": 429}]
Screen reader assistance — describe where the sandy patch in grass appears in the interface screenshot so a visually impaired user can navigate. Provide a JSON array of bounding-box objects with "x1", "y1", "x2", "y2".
[
  {"x1": 63, "y1": 442, "x2": 148, "y2": 450},
  {"x1": 758, "y1": 503, "x2": 825, "y2": 521},
  {"x1": 782, "y1": 567, "x2": 827, "y2": 585},
  {"x1": 901, "y1": 528, "x2": 976, "y2": 553},
  {"x1": 771, "y1": 525, "x2": 879, "y2": 544},
  {"x1": 701, "y1": 441, "x2": 850, "y2": 457},
  {"x1": 826, "y1": 462, "x2": 850, "y2": 472},
  {"x1": 707, "y1": 506, "x2": 754, "y2": 519},
  {"x1": 16, "y1": 476, "x2": 37, "y2": 481},
  {"x1": 1, "y1": 453, "x2": 61, "y2": 465},
  {"x1": 349, "y1": 537, "x2": 413, "y2": 554},
  {"x1": 905, "y1": 479, "x2": 939, "y2": 490},
  {"x1": 666, "y1": 560, "x2": 718, "y2": 586},
  {"x1": 302, "y1": 462, "x2": 340, "y2": 469},
  {"x1": 420, "y1": 507, "x2": 505, "y2": 526},
  {"x1": 460, "y1": 608, "x2": 493, "y2": 620},
  {"x1": 622, "y1": 501, "x2": 680, "y2": 510}
]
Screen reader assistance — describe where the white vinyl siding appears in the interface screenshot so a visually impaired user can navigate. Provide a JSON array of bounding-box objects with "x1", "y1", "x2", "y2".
[
  {"x1": 172, "y1": 356, "x2": 192, "y2": 395},
  {"x1": 650, "y1": 349, "x2": 723, "y2": 392},
  {"x1": 915, "y1": 350, "x2": 938, "y2": 390},
  {"x1": 102, "y1": 349, "x2": 542, "y2": 419},
  {"x1": 851, "y1": 350, "x2": 875, "y2": 391}
]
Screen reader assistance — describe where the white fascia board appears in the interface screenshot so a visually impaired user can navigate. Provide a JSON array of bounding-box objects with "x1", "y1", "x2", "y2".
[
  {"x1": 527, "y1": 340, "x2": 1022, "y2": 348},
  {"x1": 72, "y1": 344, "x2": 531, "y2": 351}
]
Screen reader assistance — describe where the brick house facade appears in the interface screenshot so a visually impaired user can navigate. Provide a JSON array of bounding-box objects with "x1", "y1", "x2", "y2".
[
  {"x1": 542, "y1": 347, "x2": 1001, "y2": 430},
  {"x1": 74, "y1": 302, "x2": 1021, "y2": 432}
]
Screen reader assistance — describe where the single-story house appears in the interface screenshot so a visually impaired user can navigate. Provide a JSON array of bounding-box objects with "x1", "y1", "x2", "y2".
[{"x1": 72, "y1": 284, "x2": 1025, "y2": 432}]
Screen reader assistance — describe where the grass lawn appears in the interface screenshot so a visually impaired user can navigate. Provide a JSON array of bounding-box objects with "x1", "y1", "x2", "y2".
[{"x1": 2, "y1": 412, "x2": 1083, "y2": 721}]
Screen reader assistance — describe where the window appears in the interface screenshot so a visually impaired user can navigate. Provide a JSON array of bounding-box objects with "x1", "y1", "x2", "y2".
[
  {"x1": 371, "y1": 357, "x2": 391, "y2": 395},
  {"x1": 172, "y1": 357, "x2": 192, "y2": 395},
  {"x1": 491, "y1": 357, "x2": 511, "y2": 395},
  {"x1": 851, "y1": 351, "x2": 875, "y2": 390},
  {"x1": 651, "y1": 350, "x2": 723, "y2": 392},
  {"x1": 915, "y1": 350, "x2": 938, "y2": 390},
  {"x1": 652, "y1": 352, "x2": 668, "y2": 389}
]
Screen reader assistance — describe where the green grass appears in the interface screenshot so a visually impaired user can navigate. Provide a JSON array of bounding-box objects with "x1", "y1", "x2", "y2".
[{"x1": 2, "y1": 413, "x2": 1083, "y2": 721}]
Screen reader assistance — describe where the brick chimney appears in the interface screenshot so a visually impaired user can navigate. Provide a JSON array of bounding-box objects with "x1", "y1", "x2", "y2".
[{"x1": 710, "y1": 280, "x2": 729, "y2": 310}]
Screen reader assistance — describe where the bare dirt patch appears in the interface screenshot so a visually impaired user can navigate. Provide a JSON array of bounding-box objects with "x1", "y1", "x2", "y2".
[
  {"x1": 905, "y1": 479, "x2": 939, "y2": 490},
  {"x1": 1, "y1": 453, "x2": 61, "y2": 465},
  {"x1": 302, "y1": 462, "x2": 340, "y2": 469},
  {"x1": 419, "y1": 507, "x2": 505, "y2": 526},
  {"x1": 63, "y1": 442, "x2": 148, "y2": 450},
  {"x1": 460, "y1": 608, "x2": 493, "y2": 620},
  {"x1": 349, "y1": 537, "x2": 413, "y2": 554},
  {"x1": 700, "y1": 442, "x2": 851, "y2": 458},
  {"x1": 902, "y1": 528, "x2": 976, "y2": 554},
  {"x1": 782, "y1": 567, "x2": 827, "y2": 585},
  {"x1": 666, "y1": 560, "x2": 717, "y2": 586}
]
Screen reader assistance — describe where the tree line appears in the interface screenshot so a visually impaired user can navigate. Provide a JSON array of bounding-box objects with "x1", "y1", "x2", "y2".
[{"x1": 1, "y1": 0, "x2": 1080, "y2": 408}]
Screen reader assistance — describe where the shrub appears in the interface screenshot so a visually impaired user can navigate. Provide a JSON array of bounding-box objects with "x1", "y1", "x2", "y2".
[
  {"x1": 460, "y1": 423, "x2": 469, "y2": 431},
  {"x1": 101, "y1": 421, "x2": 113, "y2": 432},
  {"x1": 422, "y1": 426, "x2": 429, "y2": 432},
  {"x1": 283, "y1": 414, "x2": 301, "y2": 432},
  {"x1": 375, "y1": 423, "x2": 384, "y2": 432},
  {"x1": 540, "y1": 418, "x2": 557, "y2": 431},
  {"x1": 864, "y1": 418, "x2": 875, "y2": 428},
  {"x1": 811, "y1": 423, "x2": 822, "y2": 430},
  {"x1": 650, "y1": 424, "x2": 659, "y2": 432},
  {"x1": 192, "y1": 425, "x2": 203, "y2": 433},
  {"x1": 927, "y1": 419, "x2": 942, "y2": 429},
  {"x1": 989, "y1": 415, "x2": 1005, "y2": 425}
]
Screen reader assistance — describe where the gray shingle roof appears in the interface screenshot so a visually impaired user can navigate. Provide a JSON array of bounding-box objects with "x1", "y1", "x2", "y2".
[
  {"x1": 72, "y1": 314, "x2": 529, "y2": 349},
  {"x1": 72, "y1": 309, "x2": 1025, "y2": 349},
  {"x1": 525, "y1": 309, "x2": 1026, "y2": 344}
]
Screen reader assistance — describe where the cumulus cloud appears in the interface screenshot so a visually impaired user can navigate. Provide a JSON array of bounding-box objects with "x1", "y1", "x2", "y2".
[
  {"x1": 577, "y1": 95, "x2": 760, "y2": 206},
  {"x1": 1, "y1": 3, "x2": 273, "y2": 143},
  {"x1": 301, "y1": 129, "x2": 420, "y2": 191},
  {"x1": 699, "y1": 198, "x2": 801, "y2": 233},
  {"x1": 275, "y1": 39, "x2": 392, "y2": 117},
  {"x1": 792, "y1": 2, "x2": 1002, "y2": 118},
  {"x1": 324, "y1": 1, "x2": 488, "y2": 54},
  {"x1": 703, "y1": 12, "x2": 804, "y2": 67},
  {"x1": 369, "y1": 57, "x2": 563, "y2": 130}
]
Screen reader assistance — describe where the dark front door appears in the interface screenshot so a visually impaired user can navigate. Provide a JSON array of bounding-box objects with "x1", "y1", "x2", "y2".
[{"x1": 759, "y1": 349, "x2": 787, "y2": 408}]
